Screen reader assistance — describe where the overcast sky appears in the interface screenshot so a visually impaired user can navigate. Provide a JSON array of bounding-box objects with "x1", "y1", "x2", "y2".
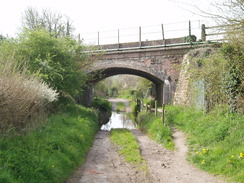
[{"x1": 0, "y1": 0, "x2": 216, "y2": 44}]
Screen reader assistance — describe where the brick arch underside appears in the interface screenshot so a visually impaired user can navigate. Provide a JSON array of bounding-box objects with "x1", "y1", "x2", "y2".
[{"x1": 87, "y1": 66, "x2": 165, "y2": 103}]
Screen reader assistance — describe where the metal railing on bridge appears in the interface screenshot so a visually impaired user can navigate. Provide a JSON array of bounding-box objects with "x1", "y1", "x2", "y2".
[{"x1": 77, "y1": 20, "x2": 235, "y2": 51}]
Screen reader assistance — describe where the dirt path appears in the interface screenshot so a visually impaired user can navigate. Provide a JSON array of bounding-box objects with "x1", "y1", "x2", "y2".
[
  {"x1": 107, "y1": 98, "x2": 131, "y2": 112},
  {"x1": 66, "y1": 99, "x2": 227, "y2": 183},
  {"x1": 66, "y1": 131, "x2": 148, "y2": 183},
  {"x1": 131, "y1": 129, "x2": 226, "y2": 183}
]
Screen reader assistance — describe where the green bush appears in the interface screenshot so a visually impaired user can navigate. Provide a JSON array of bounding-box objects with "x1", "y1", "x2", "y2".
[
  {"x1": 0, "y1": 105, "x2": 99, "y2": 183},
  {"x1": 0, "y1": 29, "x2": 89, "y2": 100},
  {"x1": 166, "y1": 105, "x2": 244, "y2": 182},
  {"x1": 89, "y1": 97, "x2": 112, "y2": 112},
  {"x1": 89, "y1": 97, "x2": 112, "y2": 126}
]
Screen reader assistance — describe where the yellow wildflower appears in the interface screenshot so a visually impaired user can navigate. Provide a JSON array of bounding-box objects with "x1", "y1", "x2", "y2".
[
  {"x1": 202, "y1": 149, "x2": 207, "y2": 154},
  {"x1": 196, "y1": 151, "x2": 199, "y2": 154},
  {"x1": 202, "y1": 160, "x2": 205, "y2": 164},
  {"x1": 239, "y1": 153, "x2": 243, "y2": 158},
  {"x1": 51, "y1": 165, "x2": 55, "y2": 168},
  {"x1": 231, "y1": 155, "x2": 234, "y2": 159}
]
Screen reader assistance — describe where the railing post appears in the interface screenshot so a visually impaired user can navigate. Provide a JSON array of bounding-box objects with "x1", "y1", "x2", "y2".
[
  {"x1": 189, "y1": 20, "x2": 191, "y2": 36},
  {"x1": 118, "y1": 29, "x2": 120, "y2": 49},
  {"x1": 161, "y1": 24, "x2": 166, "y2": 46},
  {"x1": 139, "y1": 26, "x2": 142, "y2": 48},
  {"x1": 201, "y1": 24, "x2": 206, "y2": 41},
  {"x1": 98, "y1": 31, "x2": 100, "y2": 46}
]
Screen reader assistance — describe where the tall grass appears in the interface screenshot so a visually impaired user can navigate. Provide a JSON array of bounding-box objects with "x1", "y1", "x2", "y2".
[
  {"x1": 137, "y1": 112, "x2": 174, "y2": 150},
  {"x1": 165, "y1": 105, "x2": 244, "y2": 182},
  {"x1": 0, "y1": 104, "x2": 99, "y2": 183},
  {"x1": 0, "y1": 58, "x2": 58, "y2": 132}
]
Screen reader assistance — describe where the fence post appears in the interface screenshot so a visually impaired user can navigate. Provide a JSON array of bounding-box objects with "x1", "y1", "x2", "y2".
[
  {"x1": 161, "y1": 24, "x2": 166, "y2": 46},
  {"x1": 139, "y1": 26, "x2": 142, "y2": 48},
  {"x1": 201, "y1": 24, "x2": 206, "y2": 41},
  {"x1": 189, "y1": 20, "x2": 191, "y2": 36},
  {"x1": 162, "y1": 103, "x2": 165, "y2": 125},
  {"x1": 98, "y1": 31, "x2": 100, "y2": 46}
]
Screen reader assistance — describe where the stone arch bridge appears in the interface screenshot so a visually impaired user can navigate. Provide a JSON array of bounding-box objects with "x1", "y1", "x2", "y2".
[{"x1": 82, "y1": 39, "x2": 201, "y2": 105}]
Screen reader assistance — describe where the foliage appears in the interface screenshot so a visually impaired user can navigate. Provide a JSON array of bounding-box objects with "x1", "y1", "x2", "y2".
[
  {"x1": 166, "y1": 105, "x2": 244, "y2": 182},
  {"x1": 117, "y1": 89, "x2": 133, "y2": 100},
  {"x1": 89, "y1": 97, "x2": 112, "y2": 126},
  {"x1": 109, "y1": 87, "x2": 118, "y2": 97},
  {"x1": 89, "y1": 97, "x2": 112, "y2": 112},
  {"x1": 94, "y1": 81, "x2": 108, "y2": 97},
  {"x1": 188, "y1": 44, "x2": 244, "y2": 113},
  {"x1": 184, "y1": 35, "x2": 197, "y2": 42},
  {"x1": 0, "y1": 104, "x2": 99, "y2": 183},
  {"x1": 137, "y1": 112, "x2": 174, "y2": 150},
  {"x1": 110, "y1": 129, "x2": 148, "y2": 172},
  {"x1": 0, "y1": 29, "x2": 88, "y2": 100},
  {"x1": 0, "y1": 56, "x2": 58, "y2": 133}
]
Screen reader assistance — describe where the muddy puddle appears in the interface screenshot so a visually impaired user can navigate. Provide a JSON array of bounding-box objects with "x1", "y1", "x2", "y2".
[{"x1": 101, "y1": 112, "x2": 136, "y2": 131}]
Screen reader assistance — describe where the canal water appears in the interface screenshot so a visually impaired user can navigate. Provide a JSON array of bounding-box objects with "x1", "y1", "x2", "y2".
[{"x1": 101, "y1": 112, "x2": 136, "y2": 131}]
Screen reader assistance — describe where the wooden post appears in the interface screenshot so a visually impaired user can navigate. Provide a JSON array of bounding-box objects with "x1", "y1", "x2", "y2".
[
  {"x1": 155, "y1": 100, "x2": 158, "y2": 116},
  {"x1": 162, "y1": 103, "x2": 165, "y2": 125},
  {"x1": 139, "y1": 26, "x2": 142, "y2": 48},
  {"x1": 149, "y1": 100, "x2": 152, "y2": 112},
  {"x1": 161, "y1": 24, "x2": 166, "y2": 46},
  {"x1": 201, "y1": 24, "x2": 206, "y2": 41},
  {"x1": 162, "y1": 84, "x2": 165, "y2": 125}
]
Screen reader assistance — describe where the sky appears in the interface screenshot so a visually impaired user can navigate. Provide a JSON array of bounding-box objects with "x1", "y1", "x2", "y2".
[{"x1": 0, "y1": 0, "x2": 216, "y2": 44}]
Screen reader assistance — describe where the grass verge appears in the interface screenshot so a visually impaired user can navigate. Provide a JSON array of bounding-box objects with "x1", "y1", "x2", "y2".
[
  {"x1": 0, "y1": 104, "x2": 99, "y2": 183},
  {"x1": 137, "y1": 112, "x2": 174, "y2": 150},
  {"x1": 165, "y1": 105, "x2": 244, "y2": 183},
  {"x1": 109, "y1": 129, "x2": 148, "y2": 173},
  {"x1": 116, "y1": 102, "x2": 126, "y2": 113}
]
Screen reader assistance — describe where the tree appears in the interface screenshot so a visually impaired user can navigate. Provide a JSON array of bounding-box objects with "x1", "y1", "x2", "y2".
[{"x1": 21, "y1": 7, "x2": 75, "y2": 37}]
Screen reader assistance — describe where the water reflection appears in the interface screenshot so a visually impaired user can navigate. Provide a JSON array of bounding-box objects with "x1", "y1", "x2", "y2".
[{"x1": 101, "y1": 112, "x2": 136, "y2": 131}]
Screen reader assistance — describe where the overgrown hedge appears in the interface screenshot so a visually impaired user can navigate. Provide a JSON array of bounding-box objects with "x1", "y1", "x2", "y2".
[{"x1": 0, "y1": 104, "x2": 99, "y2": 183}]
